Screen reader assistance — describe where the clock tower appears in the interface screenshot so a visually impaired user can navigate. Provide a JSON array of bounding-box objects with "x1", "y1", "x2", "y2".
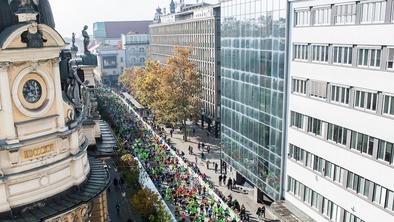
[{"x1": 0, "y1": 1, "x2": 109, "y2": 221}]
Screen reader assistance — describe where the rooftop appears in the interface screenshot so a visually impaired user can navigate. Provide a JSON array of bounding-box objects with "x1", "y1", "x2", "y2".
[{"x1": 94, "y1": 20, "x2": 152, "y2": 39}]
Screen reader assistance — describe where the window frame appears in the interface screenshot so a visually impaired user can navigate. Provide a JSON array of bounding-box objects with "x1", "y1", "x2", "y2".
[
  {"x1": 360, "y1": 0, "x2": 387, "y2": 24},
  {"x1": 295, "y1": 8, "x2": 311, "y2": 27},
  {"x1": 307, "y1": 117, "x2": 323, "y2": 136},
  {"x1": 357, "y1": 47, "x2": 382, "y2": 69},
  {"x1": 327, "y1": 123, "x2": 348, "y2": 146},
  {"x1": 334, "y1": 3, "x2": 357, "y2": 25},
  {"x1": 311, "y1": 44, "x2": 329, "y2": 63},
  {"x1": 312, "y1": 6, "x2": 332, "y2": 26},
  {"x1": 330, "y1": 84, "x2": 350, "y2": 105},
  {"x1": 332, "y1": 45, "x2": 353, "y2": 66},
  {"x1": 294, "y1": 44, "x2": 309, "y2": 61},
  {"x1": 353, "y1": 89, "x2": 378, "y2": 112},
  {"x1": 310, "y1": 80, "x2": 328, "y2": 100},
  {"x1": 382, "y1": 94, "x2": 394, "y2": 116},
  {"x1": 350, "y1": 131, "x2": 375, "y2": 156},
  {"x1": 387, "y1": 48, "x2": 394, "y2": 70},
  {"x1": 292, "y1": 78, "x2": 308, "y2": 95}
]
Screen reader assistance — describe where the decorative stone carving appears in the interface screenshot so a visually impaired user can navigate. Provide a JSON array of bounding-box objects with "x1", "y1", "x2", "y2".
[{"x1": 21, "y1": 23, "x2": 46, "y2": 48}]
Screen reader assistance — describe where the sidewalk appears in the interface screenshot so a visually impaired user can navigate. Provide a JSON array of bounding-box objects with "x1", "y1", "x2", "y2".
[
  {"x1": 161, "y1": 123, "x2": 276, "y2": 222},
  {"x1": 106, "y1": 159, "x2": 141, "y2": 222}
]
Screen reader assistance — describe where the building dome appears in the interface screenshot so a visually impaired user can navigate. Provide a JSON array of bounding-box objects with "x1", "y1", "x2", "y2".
[{"x1": 0, "y1": 0, "x2": 55, "y2": 34}]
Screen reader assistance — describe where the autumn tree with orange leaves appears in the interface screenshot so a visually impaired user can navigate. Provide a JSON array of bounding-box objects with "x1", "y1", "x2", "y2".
[{"x1": 125, "y1": 47, "x2": 201, "y2": 141}]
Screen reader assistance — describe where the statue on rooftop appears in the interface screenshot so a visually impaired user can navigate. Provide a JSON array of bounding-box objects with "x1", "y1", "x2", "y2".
[{"x1": 82, "y1": 25, "x2": 90, "y2": 55}]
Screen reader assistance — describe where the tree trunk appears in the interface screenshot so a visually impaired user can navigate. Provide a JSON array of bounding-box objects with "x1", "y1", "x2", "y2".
[{"x1": 183, "y1": 119, "x2": 187, "y2": 141}]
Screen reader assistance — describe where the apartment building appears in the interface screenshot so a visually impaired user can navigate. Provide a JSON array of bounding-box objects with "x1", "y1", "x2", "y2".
[{"x1": 286, "y1": 1, "x2": 394, "y2": 221}]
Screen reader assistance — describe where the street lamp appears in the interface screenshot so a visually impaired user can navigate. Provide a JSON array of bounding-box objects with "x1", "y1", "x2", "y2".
[{"x1": 219, "y1": 143, "x2": 224, "y2": 175}]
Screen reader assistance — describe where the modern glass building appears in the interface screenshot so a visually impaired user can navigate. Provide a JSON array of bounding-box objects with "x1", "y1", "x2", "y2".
[{"x1": 220, "y1": 0, "x2": 287, "y2": 201}]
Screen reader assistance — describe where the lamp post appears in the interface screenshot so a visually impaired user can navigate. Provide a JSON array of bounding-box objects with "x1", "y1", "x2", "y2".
[{"x1": 219, "y1": 143, "x2": 224, "y2": 175}]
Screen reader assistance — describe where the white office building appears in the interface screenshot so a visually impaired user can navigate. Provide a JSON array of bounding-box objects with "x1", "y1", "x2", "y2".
[{"x1": 286, "y1": 0, "x2": 394, "y2": 221}]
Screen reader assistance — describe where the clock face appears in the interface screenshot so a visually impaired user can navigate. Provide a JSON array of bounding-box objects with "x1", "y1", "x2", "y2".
[{"x1": 22, "y1": 79, "x2": 42, "y2": 103}]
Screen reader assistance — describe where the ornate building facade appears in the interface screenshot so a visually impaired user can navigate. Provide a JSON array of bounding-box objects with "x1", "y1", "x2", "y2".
[{"x1": 0, "y1": 1, "x2": 109, "y2": 221}]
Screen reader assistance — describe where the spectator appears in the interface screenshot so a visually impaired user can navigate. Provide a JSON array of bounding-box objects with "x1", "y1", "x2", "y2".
[{"x1": 214, "y1": 163, "x2": 218, "y2": 173}]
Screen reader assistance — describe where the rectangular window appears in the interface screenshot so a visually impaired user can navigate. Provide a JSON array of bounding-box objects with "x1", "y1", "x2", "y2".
[
  {"x1": 295, "y1": 9, "x2": 311, "y2": 26},
  {"x1": 385, "y1": 190, "x2": 394, "y2": 211},
  {"x1": 350, "y1": 131, "x2": 375, "y2": 156},
  {"x1": 378, "y1": 140, "x2": 394, "y2": 165},
  {"x1": 383, "y1": 95, "x2": 394, "y2": 116},
  {"x1": 308, "y1": 117, "x2": 322, "y2": 136},
  {"x1": 333, "y1": 46, "x2": 353, "y2": 65},
  {"x1": 358, "y1": 48, "x2": 382, "y2": 68},
  {"x1": 346, "y1": 172, "x2": 370, "y2": 197},
  {"x1": 343, "y1": 210, "x2": 365, "y2": 222},
  {"x1": 327, "y1": 123, "x2": 348, "y2": 145},
  {"x1": 312, "y1": 45, "x2": 329, "y2": 63},
  {"x1": 392, "y1": 3, "x2": 394, "y2": 22},
  {"x1": 387, "y1": 48, "x2": 394, "y2": 70},
  {"x1": 294, "y1": 44, "x2": 309, "y2": 60},
  {"x1": 354, "y1": 90, "x2": 378, "y2": 111},
  {"x1": 313, "y1": 7, "x2": 332, "y2": 25},
  {"x1": 331, "y1": 85, "x2": 350, "y2": 105},
  {"x1": 313, "y1": 155, "x2": 324, "y2": 173},
  {"x1": 333, "y1": 165, "x2": 343, "y2": 183},
  {"x1": 291, "y1": 112, "x2": 304, "y2": 129},
  {"x1": 361, "y1": 1, "x2": 386, "y2": 24},
  {"x1": 322, "y1": 198, "x2": 339, "y2": 221},
  {"x1": 310, "y1": 80, "x2": 327, "y2": 99},
  {"x1": 335, "y1": 3, "x2": 357, "y2": 24},
  {"x1": 292, "y1": 78, "x2": 307, "y2": 95},
  {"x1": 373, "y1": 184, "x2": 387, "y2": 207}
]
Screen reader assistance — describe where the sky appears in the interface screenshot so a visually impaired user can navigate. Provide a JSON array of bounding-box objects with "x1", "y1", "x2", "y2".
[{"x1": 50, "y1": 0, "x2": 218, "y2": 38}]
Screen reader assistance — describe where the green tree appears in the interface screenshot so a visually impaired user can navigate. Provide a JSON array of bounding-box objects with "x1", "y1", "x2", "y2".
[{"x1": 119, "y1": 154, "x2": 141, "y2": 194}]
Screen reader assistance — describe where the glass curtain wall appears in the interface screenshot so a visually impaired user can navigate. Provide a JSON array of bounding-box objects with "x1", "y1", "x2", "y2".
[{"x1": 220, "y1": 0, "x2": 287, "y2": 200}]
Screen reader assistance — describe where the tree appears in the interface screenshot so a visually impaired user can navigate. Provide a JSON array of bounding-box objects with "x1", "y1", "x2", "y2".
[
  {"x1": 130, "y1": 188, "x2": 160, "y2": 219},
  {"x1": 119, "y1": 67, "x2": 144, "y2": 95},
  {"x1": 119, "y1": 154, "x2": 141, "y2": 194},
  {"x1": 133, "y1": 47, "x2": 201, "y2": 141}
]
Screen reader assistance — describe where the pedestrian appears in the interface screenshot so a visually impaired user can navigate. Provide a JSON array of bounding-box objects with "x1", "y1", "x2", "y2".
[
  {"x1": 170, "y1": 129, "x2": 174, "y2": 137},
  {"x1": 206, "y1": 160, "x2": 210, "y2": 169},
  {"x1": 240, "y1": 204, "x2": 246, "y2": 220},
  {"x1": 207, "y1": 145, "x2": 210, "y2": 154},
  {"x1": 219, "y1": 175, "x2": 223, "y2": 186},
  {"x1": 261, "y1": 205, "x2": 266, "y2": 218},
  {"x1": 190, "y1": 146, "x2": 193, "y2": 154},
  {"x1": 214, "y1": 163, "x2": 218, "y2": 173},
  {"x1": 223, "y1": 174, "x2": 227, "y2": 185},
  {"x1": 198, "y1": 142, "x2": 201, "y2": 150},
  {"x1": 195, "y1": 156, "x2": 198, "y2": 164},
  {"x1": 115, "y1": 202, "x2": 120, "y2": 215},
  {"x1": 227, "y1": 178, "x2": 233, "y2": 190}
]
